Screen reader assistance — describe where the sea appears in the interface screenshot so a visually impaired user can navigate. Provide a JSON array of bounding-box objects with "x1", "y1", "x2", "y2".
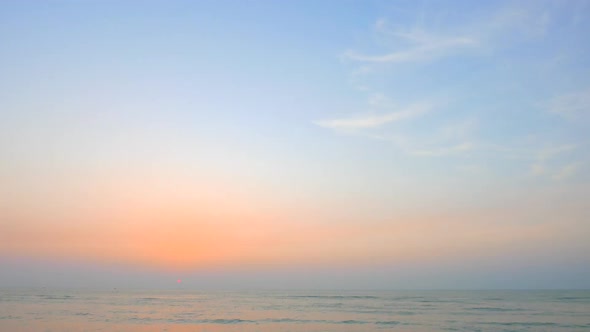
[{"x1": 1, "y1": 289, "x2": 589, "y2": 331}]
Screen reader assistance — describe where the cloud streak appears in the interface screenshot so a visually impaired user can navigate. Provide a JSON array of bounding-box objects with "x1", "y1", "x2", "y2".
[
  {"x1": 314, "y1": 102, "x2": 432, "y2": 130},
  {"x1": 547, "y1": 87, "x2": 590, "y2": 119},
  {"x1": 320, "y1": 2, "x2": 585, "y2": 174},
  {"x1": 528, "y1": 144, "x2": 577, "y2": 179},
  {"x1": 410, "y1": 142, "x2": 475, "y2": 157},
  {"x1": 344, "y1": 34, "x2": 477, "y2": 64},
  {"x1": 553, "y1": 162, "x2": 583, "y2": 181}
]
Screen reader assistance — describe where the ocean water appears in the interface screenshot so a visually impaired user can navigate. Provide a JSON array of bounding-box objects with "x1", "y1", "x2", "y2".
[{"x1": 1, "y1": 289, "x2": 589, "y2": 331}]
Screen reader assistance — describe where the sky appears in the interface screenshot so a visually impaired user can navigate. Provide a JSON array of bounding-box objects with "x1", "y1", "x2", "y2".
[{"x1": 1, "y1": 0, "x2": 589, "y2": 289}]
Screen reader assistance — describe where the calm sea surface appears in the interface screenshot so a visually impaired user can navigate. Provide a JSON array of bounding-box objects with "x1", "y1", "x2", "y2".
[{"x1": 1, "y1": 289, "x2": 589, "y2": 331}]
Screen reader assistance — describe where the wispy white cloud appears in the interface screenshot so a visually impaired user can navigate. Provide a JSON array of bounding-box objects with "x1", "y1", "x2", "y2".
[
  {"x1": 489, "y1": 4, "x2": 550, "y2": 38},
  {"x1": 536, "y1": 144, "x2": 576, "y2": 161},
  {"x1": 363, "y1": 129, "x2": 476, "y2": 157},
  {"x1": 438, "y1": 118, "x2": 478, "y2": 141},
  {"x1": 343, "y1": 28, "x2": 477, "y2": 64},
  {"x1": 481, "y1": 142, "x2": 575, "y2": 159},
  {"x1": 360, "y1": 131, "x2": 476, "y2": 158},
  {"x1": 553, "y1": 162, "x2": 583, "y2": 181},
  {"x1": 530, "y1": 163, "x2": 546, "y2": 176},
  {"x1": 314, "y1": 90, "x2": 478, "y2": 158},
  {"x1": 314, "y1": 102, "x2": 431, "y2": 130},
  {"x1": 321, "y1": 2, "x2": 583, "y2": 170},
  {"x1": 547, "y1": 87, "x2": 590, "y2": 119},
  {"x1": 410, "y1": 142, "x2": 475, "y2": 157},
  {"x1": 529, "y1": 144, "x2": 577, "y2": 178},
  {"x1": 345, "y1": 2, "x2": 554, "y2": 68},
  {"x1": 367, "y1": 93, "x2": 396, "y2": 108}
]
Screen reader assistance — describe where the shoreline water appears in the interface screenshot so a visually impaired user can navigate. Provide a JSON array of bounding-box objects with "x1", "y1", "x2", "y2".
[{"x1": 1, "y1": 289, "x2": 589, "y2": 331}]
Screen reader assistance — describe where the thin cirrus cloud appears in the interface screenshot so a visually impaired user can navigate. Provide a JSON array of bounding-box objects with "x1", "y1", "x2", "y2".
[
  {"x1": 319, "y1": 2, "x2": 586, "y2": 176},
  {"x1": 536, "y1": 144, "x2": 576, "y2": 162},
  {"x1": 323, "y1": 19, "x2": 481, "y2": 158},
  {"x1": 342, "y1": 2, "x2": 550, "y2": 68},
  {"x1": 547, "y1": 87, "x2": 590, "y2": 119},
  {"x1": 410, "y1": 142, "x2": 475, "y2": 157},
  {"x1": 314, "y1": 102, "x2": 432, "y2": 130},
  {"x1": 529, "y1": 144, "x2": 577, "y2": 179},
  {"x1": 553, "y1": 162, "x2": 583, "y2": 181},
  {"x1": 342, "y1": 28, "x2": 478, "y2": 64}
]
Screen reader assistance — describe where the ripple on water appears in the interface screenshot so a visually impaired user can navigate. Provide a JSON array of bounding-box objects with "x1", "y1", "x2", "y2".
[
  {"x1": 284, "y1": 295, "x2": 380, "y2": 300},
  {"x1": 467, "y1": 307, "x2": 526, "y2": 312}
]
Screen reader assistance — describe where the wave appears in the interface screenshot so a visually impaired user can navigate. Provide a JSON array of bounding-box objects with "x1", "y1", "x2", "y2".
[
  {"x1": 468, "y1": 307, "x2": 526, "y2": 312},
  {"x1": 553, "y1": 296, "x2": 590, "y2": 301},
  {"x1": 375, "y1": 320, "x2": 401, "y2": 325},
  {"x1": 156, "y1": 317, "x2": 402, "y2": 326},
  {"x1": 201, "y1": 319, "x2": 257, "y2": 324},
  {"x1": 284, "y1": 295, "x2": 380, "y2": 299},
  {"x1": 36, "y1": 295, "x2": 74, "y2": 300},
  {"x1": 480, "y1": 321, "x2": 585, "y2": 328}
]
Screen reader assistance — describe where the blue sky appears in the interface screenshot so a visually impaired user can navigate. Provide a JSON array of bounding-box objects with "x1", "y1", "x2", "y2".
[{"x1": 0, "y1": 0, "x2": 589, "y2": 289}]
